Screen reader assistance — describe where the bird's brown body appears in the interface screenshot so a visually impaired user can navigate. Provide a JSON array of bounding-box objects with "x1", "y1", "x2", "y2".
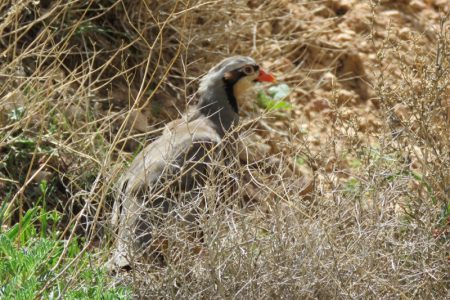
[
  {"x1": 109, "y1": 56, "x2": 275, "y2": 269},
  {"x1": 111, "y1": 116, "x2": 223, "y2": 267}
]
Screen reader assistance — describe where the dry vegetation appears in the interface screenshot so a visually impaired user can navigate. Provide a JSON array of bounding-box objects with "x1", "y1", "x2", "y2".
[{"x1": 0, "y1": 0, "x2": 449, "y2": 298}]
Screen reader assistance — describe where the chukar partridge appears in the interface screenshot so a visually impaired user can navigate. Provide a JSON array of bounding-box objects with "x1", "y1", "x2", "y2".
[{"x1": 110, "y1": 56, "x2": 275, "y2": 269}]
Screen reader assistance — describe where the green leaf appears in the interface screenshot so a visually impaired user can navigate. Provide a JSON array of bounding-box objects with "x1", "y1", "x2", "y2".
[
  {"x1": 257, "y1": 90, "x2": 292, "y2": 111},
  {"x1": 1, "y1": 208, "x2": 131, "y2": 299},
  {"x1": 295, "y1": 156, "x2": 306, "y2": 166},
  {"x1": 6, "y1": 207, "x2": 38, "y2": 241},
  {"x1": 268, "y1": 83, "x2": 291, "y2": 100}
]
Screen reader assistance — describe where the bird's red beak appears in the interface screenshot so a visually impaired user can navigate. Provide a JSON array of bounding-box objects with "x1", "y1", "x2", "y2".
[{"x1": 256, "y1": 69, "x2": 276, "y2": 83}]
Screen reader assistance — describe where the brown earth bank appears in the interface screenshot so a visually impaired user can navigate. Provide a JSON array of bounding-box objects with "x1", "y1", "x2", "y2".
[{"x1": 0, "y1": 0, "x2": 449, "y2": 298}]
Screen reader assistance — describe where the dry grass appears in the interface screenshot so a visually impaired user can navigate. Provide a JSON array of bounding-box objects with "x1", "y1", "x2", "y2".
[{"x1": 0, "y1": 0, "x2": 449, "y2": 298}]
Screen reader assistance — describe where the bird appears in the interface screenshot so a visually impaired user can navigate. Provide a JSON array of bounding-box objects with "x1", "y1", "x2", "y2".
[{"x1": 109, "y1": 56, "x2": 275, "y2": 269}]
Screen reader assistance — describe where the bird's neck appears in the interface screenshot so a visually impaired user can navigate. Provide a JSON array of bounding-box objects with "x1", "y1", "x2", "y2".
[{"x1": 197, "y1": 85, "x2": 239, "y2": 136}]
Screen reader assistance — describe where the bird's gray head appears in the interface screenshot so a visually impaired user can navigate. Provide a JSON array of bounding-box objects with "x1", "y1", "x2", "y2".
[
  {"x1": 198, "y1": 56, "x2": 256, "y2": 94},
  {"x1": 198, "y1": 56, "x2": 275, "y2": 114}
]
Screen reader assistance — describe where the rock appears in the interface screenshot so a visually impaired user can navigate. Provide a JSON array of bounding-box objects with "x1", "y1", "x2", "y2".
[
  {"x1": 335, "y1": 32, "x2": 356, "y2": 43},
  {"x1": 238, "y1": 133, "x2": 272, "y2": 163},
  {"x1": 310, "y1": 99, "x2": 331, "y2": 112},
  {"x1": 393, "y1": 104, "x2": 410, "y2": 122},
  {"x1": 336, "y1": 52, "x2": 369, "y2": 101},
  {"x1": 65, "y1": 104, "x2": 85, "y2": 124},
  {"x1": 259, "y1": 22, "x2": 272, "y2": 36},
  {"x1": 358, "y1": 114, "x2": 382, "y2": 132},
  {"x1": 327, "y1": 0, "x2": 355, "y2": 15},
  {"x1": 344, "y1": 3, "x2": 372, "y2": 33},
  {"x1": 433, "y1": 0, "x2": 450, "y2": 11},
  {"x1": 398, "y1": 27, "x2": 411, "y2": 40},
  {"x1": 125, "y1": 109, "x2": 149, "y2": 133},
  {"x1": 409, "y1": 0, "x2": 426, "y2": 11},
  {"x1": 32, "y1": 170, "x2": 53, "y2": 184},
  {"x1": 320, "y1": 72, "x2": 337, "y2": 90},
  {"x1": 0, "y1": 91, "x2": 27, "y2": 126},
  {"x1": 381, "y1": 10, "x2": 404, "y2": 25},
  {"x1": 336, "y1": 89, "x2": 358, "y2": 106},
  {"x1": 1, "y1": 91, "x2": 26, "y2": 111}
]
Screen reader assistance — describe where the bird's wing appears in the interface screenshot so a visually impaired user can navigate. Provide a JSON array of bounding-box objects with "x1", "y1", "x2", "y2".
[{"x1": 121, "y1": 116, "x2": 221, "y2": 193}]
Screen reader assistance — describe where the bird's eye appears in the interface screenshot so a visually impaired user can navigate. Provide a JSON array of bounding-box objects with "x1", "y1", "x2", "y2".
[{"x1": 242, "y1": 65, "x2": 254, "y2": 75}]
